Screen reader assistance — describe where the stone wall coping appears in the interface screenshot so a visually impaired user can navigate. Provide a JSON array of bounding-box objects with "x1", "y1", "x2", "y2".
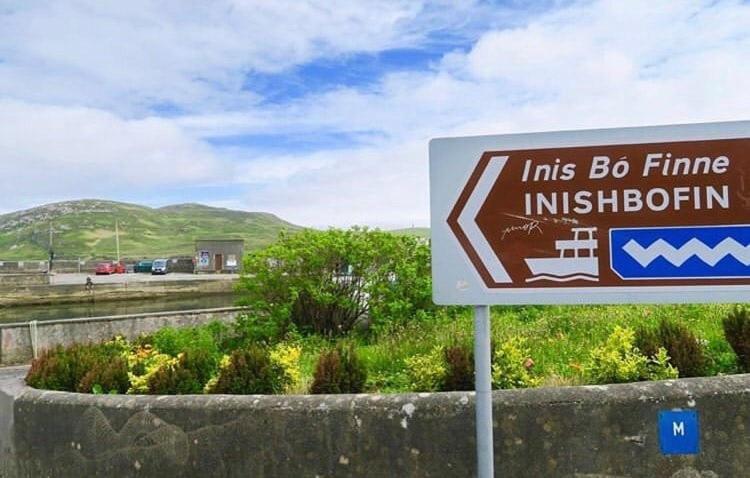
[{"x1": 7, "y1": 369, "x2": 750, "y2": 411}]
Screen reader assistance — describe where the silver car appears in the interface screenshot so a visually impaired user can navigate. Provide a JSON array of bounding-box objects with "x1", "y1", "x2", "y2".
[{"x1": 151, "y1": 259, "x2": 168, "y2": 275}]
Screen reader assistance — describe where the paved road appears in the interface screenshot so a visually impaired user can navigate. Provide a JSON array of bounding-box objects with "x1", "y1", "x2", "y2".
[
  {"x1": 0, "y1": 366, "x2": 26, "y2": 456},
  {"x1": 50, "y1": 272, "x2": 239, "y2": 285}
]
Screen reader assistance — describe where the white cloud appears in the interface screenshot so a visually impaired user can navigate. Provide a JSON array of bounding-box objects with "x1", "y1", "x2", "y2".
[
  {"x1": 217, "y1": 0, "x2": 750, "y2": 226},
  {"x1": 1, "y1": 0, "x2": 750, "y2": 227},
  {"x1": 0, "y1": 0, "x2": 493, "y2": 114},
  {"x1": 232, "y1": 151, "x2": 337, "y2": 184},
  {"x1": 0, "y1": 100, "x2": 221, "y2": 212},
  {"x1": 179, "y1": 0, "x2": 750, "y2": 140},
  {"x1": 241, "y1": 141, "x2": 429, "y2": 228}
]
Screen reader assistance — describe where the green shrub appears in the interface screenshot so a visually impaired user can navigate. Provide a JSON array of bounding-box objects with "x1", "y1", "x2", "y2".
[
  {"x1": 587, "y1": 326, "x2": 677, "y2": 384},
  {"x1": 634, "y1": 326, "x2": 661, "y2": 358},
  {"x1": 704, "y1": 337, "x2": 739, "y2": 375},
  {"x1": 206, "y1": 346, "x2": 286, "y2": 394},
  {"x1": 152, "y1": 326, "x2": 219, "y2": 359},
  {"x1": 492, "y1": 337, "x2": 539, "y2": 389},
  {"x1": 723, "y1": 306, "x2": 750, "y2": 372},
  {"x1": 404, "y1": 347, "x2": 445, "y2": 392},
  {"x1": 237, "y1": 228, "x2": 433, "y2": 337},
  {"x1": 636, "y1": 319, "x2": 706, "y2": 377},
  {"x1": 269, "y1": 343, "x2": 303, "y2": 393},
  {"x1": 647, "y1": 348, "x2": 681, "y2": 381},
  {"x1": 443, "y1": 344, "x2": 474, "y2": 391},
  {"x1": 26, "y1": 342, "x2": 127, "y2": 392},
  {"x1": 26, "y1": 346, "x2": 76, "y2": 391},
  {"x1": 232, "y1": 313, "x2": 283, "y2": 346},
  {"x1": 310, "y1": 344, "x2": 367, "y2": 394},
  {"x1": 127, "y1": 345, "x2": 175, "y2": 394},
  {"x1": 310, "y1": 349, "x2": 341, "y2": 394},
  {"x1": 77, "y1": 357, "x2": 129, "y2": 394},
  {"x1": 147, "y1": 349, "x2": 216, "y2": 395},
  {"x1": 204, "y1": 320, "x2": 235, "y2": 353},
  {"x1": 588, "y1": 326, "x2": 644, "y2": 383}
]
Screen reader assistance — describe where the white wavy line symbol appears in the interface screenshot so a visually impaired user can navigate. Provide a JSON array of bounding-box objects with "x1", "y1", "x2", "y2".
[
  {"x1": 623, "y1": 237, "x2": 750, "y2": 268},
  {"x1": 526, "y1": 274, "x2": 598, "y2": 283}
]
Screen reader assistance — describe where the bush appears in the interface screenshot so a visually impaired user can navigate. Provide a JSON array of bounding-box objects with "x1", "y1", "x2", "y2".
[
  {"x1": 647, "y1": 348, "x2": 681, "y2": 381},
  {"x1": 26, "y1": 346, "x2": 75, "y2": 391},
  {"x1": 587, "y1": 326, "x2": 677, "y2": 384},
  {"x1": 77, "y1": 357, "x2": 129, "y2": 394},
  {"x1": 269, "y1": 343, "x2": 302, "y2": 393},
  {"x1": 204, "y1": 320, "x2": 234, "y2": 352},
  {"x1": 232, "y1": 313, "x2": 283, "y2": 346},
  {"x1": 26, "y1": 342, "x2": 127, "y2": 392},
  {"x1": 491, "y1": 337, "x2": 539, "y2": 389},
  {"x1": 634, "y1": 327, "x2": 661, "y2": 358},
  {"x1": 127, "y1": 345, "x2": 176, "y2": 394},
  {"x1": 310, "y1": 344, "x2": 367, "y2": 394},
  {"x1": 723, "y1": 306, "x2": 750, "y2": 372},
  {"x1": 443, "y1": 344, "x2": 474, "y2": 391},
  {"x1": 237, "y1": 228, "x2": 433, "y2": 338},
  {"x1": 404, "y1": 347, "x2": 446, "y2": 392},
  {"x1": 206, "y1": 346, "x2": 287, "y2": 395},
  {"x1": 152, "y1": 326, "x2": 220, "y2": 359},
  {"x1": 636, "y1": 319, "x2": 706, "y2": 377},
  {"x1": 147, "y1": 349, "x2": 217, "y2": 395},
  {"x1": 704, "y1": 337, "x2": 739, "y2": 375}
]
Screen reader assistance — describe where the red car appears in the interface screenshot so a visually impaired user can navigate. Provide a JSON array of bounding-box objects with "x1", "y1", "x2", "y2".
[
  {"x1": 96, "y1": 262, "x2": 126, "y2": 275},
  {"x1": 95, "y1": 262, "x2": 115, "y2": 275}
]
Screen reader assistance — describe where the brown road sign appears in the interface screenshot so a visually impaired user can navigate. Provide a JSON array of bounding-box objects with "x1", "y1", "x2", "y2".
[{"x1": 430, "y1": 121, "x2": 750, "y2": 304}]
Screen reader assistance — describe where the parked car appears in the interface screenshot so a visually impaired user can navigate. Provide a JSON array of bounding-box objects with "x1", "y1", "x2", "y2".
[
  {"x1": 95, "y1": 262, "x2": 115, "y2": 275},
  {"x1": 151, "y1": 259, "x2": 168, "y2": 275},
  {"x1": 113, "y1": 262, "x2": 126, "y2": 274},
  {"x1": 134, "y1": 260, "x2": 153, "y2": 273}
]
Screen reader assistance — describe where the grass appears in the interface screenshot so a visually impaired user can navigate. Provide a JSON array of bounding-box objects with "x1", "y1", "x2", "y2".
[
  {"x1": 290, "y1": 303, "x2": 738, "y2": 392},
  {"x1": 0, "y1": 199, "x2": 301, "y2": 260},
  {"x1": 27, "y1": 303, "x2": 743, "y2": 395},
  {"x1": 489, "y1": 304, "x2": 735, "y2": 383}
]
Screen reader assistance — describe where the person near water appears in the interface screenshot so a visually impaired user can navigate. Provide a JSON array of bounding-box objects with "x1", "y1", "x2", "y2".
[{"x1": 85, "y1": 276, "x2": 93, "y2": 292}]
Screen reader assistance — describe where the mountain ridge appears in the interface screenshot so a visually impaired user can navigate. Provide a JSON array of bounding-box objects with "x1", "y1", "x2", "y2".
[{"x1": 0, "y1": 199, "x2": 300, "y2": 260}]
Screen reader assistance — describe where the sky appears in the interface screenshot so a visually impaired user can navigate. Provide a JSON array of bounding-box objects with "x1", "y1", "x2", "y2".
[{"x1": 1, "y1": 0, "x2": 749, "y2": 228}]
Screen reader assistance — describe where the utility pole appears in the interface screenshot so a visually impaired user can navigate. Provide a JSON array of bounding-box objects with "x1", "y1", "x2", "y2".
[
  {"x1": 115, "y1": 220, "x2": 121, "y2": 262},
  {"x1": 48, "y1": 222, "x2": 54, "y2": 273}
]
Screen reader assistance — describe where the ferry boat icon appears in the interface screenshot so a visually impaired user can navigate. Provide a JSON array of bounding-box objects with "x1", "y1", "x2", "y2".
[{"x1": 524, "y1": 227, "x2": 599, "y2": 282}]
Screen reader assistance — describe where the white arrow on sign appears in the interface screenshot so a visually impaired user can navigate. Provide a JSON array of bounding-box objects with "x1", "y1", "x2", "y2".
[{"x1": 456, "y1": 155, "x2": 512, "y2": 284}]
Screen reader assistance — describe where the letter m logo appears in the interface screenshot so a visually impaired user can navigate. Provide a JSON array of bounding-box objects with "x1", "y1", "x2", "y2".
[{"x1": 659, "y1": 410, "x2": 699, "y2": 455}]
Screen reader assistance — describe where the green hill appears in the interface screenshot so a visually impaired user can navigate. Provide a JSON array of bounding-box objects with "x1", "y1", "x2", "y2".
[
  {"x1": 389, "y1": 227, "x2": 430, "y2": 239},
  {"x1": 0, "y1": 199, "x2": 301, "y2": 260}
]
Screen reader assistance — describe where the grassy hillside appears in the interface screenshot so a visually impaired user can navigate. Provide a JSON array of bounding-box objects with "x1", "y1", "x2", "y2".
[
  {"x1": 390, "y1": 227, "x2": 430, "y2": 239},
  {"x1": 0, "y1": 200, "x2": 301, "y2": 260}
]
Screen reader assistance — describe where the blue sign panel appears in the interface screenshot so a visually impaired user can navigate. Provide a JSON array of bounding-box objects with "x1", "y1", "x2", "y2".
[
  {"x1": 610, "y1": 225, "x2": 750, "y2": 280},
  {"x1": 658, "y1": 410, "x2": 699, "y2": 455}
]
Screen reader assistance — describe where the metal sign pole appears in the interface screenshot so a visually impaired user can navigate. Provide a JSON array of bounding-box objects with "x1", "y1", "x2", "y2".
[{"x1": 474, "y1": 305, "x2": 494, "y2": 477}]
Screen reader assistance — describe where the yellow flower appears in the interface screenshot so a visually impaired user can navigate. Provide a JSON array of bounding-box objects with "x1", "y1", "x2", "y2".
[{"x1": 270, "y1": 344, "x2": 302, "y2": 393}]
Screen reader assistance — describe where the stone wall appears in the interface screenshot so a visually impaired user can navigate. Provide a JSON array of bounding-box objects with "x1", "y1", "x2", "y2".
[
  {"x1": 0, "y1": 262, "x2": 47, "y2": 274},
  {"x1": 0, "y1": 274, "x2": 48, "y2": 287},
  {"x1": 0, "y1": 369, "x2": 748, "y2": 477},
  {"x1": 0, "y1": 258, "x2": 196, "y2": 275},
  {"x1": 0, "y1": 307, "x2": 244, "y2": 365},
  {"x1": 0, "y1": 278, "x2": 234, "y2": 307}
]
